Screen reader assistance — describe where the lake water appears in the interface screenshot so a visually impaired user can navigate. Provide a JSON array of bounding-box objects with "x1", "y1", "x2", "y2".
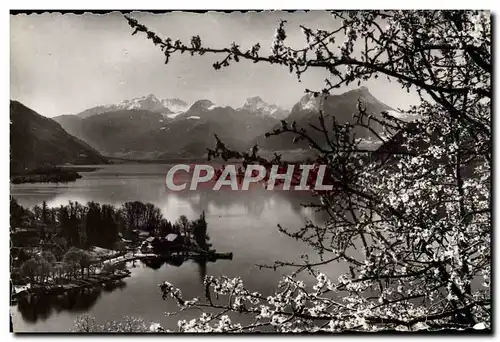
[{"x1": 10, "y1": 164, "x2": 346, "y2": 332}]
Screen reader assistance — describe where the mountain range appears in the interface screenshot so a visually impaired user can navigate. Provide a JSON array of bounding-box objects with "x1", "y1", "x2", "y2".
[
  {"x1": 53, "y1": 94, "x2": 289, "y2": 158},
  {"x1": 17, "y1": 87, "x2": 402, "y2": 162}
]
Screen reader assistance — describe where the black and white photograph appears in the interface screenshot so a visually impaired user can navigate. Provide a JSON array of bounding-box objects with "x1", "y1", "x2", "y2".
[{"x1": 8, "y1": 9, "x2": 492, "y2": 333}]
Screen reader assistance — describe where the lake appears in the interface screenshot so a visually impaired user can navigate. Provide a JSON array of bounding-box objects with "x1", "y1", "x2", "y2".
[{"x1": 10, "y1": 163, "x2": 346, "y2": 332}]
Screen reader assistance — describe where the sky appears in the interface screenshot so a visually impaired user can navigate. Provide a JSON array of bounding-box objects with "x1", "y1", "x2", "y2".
[{"x1": 10, "y1": 11, "x2": 419, "y2": 118}]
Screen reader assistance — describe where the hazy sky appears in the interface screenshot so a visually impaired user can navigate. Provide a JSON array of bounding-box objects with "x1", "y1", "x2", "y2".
[{"x1": 11, "y1": 11, "x2": 418, "y2": 117}]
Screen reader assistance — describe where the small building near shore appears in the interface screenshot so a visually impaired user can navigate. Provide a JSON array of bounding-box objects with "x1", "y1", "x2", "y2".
[
  {"x1": 140, "y1": 241, "x2": 154, "y2": 254},
  {"x1": 165, "y1": 234, "x2": 178, "y2": 242},
  {"x1": 138, "y1": 231, "x2": 150, "y2": 239},
  {"x1": 152, "y1": 233, "x2": 186, "y2": 254}
]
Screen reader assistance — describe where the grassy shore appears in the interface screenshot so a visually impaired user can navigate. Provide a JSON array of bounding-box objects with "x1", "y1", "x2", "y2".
[{"x1": 10, "y1": 166, "x2": 85, "y2": 184}]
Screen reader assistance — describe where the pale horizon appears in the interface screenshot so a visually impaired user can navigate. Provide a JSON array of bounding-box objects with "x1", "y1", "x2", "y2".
[{"x1": 11, "y1": 11, "x2": 419, "y2": 117}]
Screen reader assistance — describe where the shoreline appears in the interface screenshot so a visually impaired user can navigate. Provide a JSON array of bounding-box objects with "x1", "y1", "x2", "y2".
[
  {"x1": 10, "y1": 165, "x2": 102, "y2": 185},
  {"x1": 11, "y1": 250, "x2": 233, "y2": 303}
]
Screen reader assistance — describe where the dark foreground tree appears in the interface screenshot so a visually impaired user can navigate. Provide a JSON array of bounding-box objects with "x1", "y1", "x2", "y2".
[{"x1": 100, "y1": 10, "x2": 490, "y2": 333}]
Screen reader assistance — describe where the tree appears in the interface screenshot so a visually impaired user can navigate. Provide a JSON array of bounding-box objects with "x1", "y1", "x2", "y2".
[
  {"x1": 58, "y1": 202, "x2": 83, "y2": 248},
  {"x1": 54, "y1": 263, "x2": 66, "y2": 282},
  {"x1": 62, "y1": 247, "x2": 93, "y2": 278},
  {"x1": 10, "y1": 197, "x2": 26, "y2": 230},
  {"x1": 120, "y1": 201, "x2": 164, "y2": 233},
  {"x1": 85, "y1": 201, "x2": 102, "y2": 248},
  {"x1": 63, "y1": 247, "x2": 82, "y2": 279},
  {"x1": 37, "y1": 257, "x2": 53, "y2": 283},
  {"x1": 41, "y1": 201, "x2": 50, "y2": 224},
  {"x1": 192, "y1": 211, "x2": 210, "y2": 250},
  {"x1": 124, "y1": 10, "x2": 491, "y2": 332},
  {"x1": 20, "y1": 258, "x2": 39, "y2": 284},
  {"x1": 41, "y1": 250, "x2": 56, "y2": 262},
  {"x1": 17, "y1": 254, "x2": 53, "y2": 283},
  {"x1": 122, "y1": 201, "x2": 146, "y2": 231},
  {"x1": 78, "y1": 250, "x2": 92, "y2": 278},
  {"x1": 176, "y1": 215, "x2": 190, "y2": 238},
  {"x1": 99, "y1": 204, "x2": 120, "y2": 249},
  {"x1": 144, "y1": 203, "x2": 163, "y2": 232}
]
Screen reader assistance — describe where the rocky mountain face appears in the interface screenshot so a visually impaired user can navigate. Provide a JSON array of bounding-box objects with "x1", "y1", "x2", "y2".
[
  {"x1": 10, "y1": 101, "x2": 107, "y2": 173},
  {"x1": 239, "y1": 96, "x2": 289, "y2": 119},
  {"x1": 52, "y1": 87, "x2": 395, "y2": 160},
  {"x1": 256, "y1": 87, "x2": 394, "y2": 150}
]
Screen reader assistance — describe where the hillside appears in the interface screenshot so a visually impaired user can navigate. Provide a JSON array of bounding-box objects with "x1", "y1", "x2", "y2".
[
  {"x1": 10, "y1": 101, "x2": 107, "y2": 173},
  {"x1": 52, "y1": 114, "x2": 85, "y2": 140},
  {"x1": 72, "y1": 109, "x2": 167, "y2": 155}
]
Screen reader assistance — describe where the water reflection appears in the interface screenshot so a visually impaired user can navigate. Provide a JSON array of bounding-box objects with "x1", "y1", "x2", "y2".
[
  {"x1": 10, "y1": 164, "x2": 325, "y2": 225},
  {"x1": 16, "y1": 281, "x2": 126, "y2": 324},
  {"x1": 14, "y1": 255, "x2": 211, "y2": 325},
  {"x1": 193, "y1": 258, "x2": 207, "y2": 285},
  {"x1": 141, "y1": 256, "x2": 207, "y2": 286}
]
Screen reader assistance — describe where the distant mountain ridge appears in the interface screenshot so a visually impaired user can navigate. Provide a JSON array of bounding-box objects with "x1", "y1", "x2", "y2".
[
  {"x1": 76, "y1": 94, "x2": 189, "y2": 119},
  {"x1": 10, "y1": 101, "x2": 107, "y2": 173},
  {"x1": 55, "y1": 101, "x2": 279, "y2": 158},
  {"x1": 74, "y1": 94, "x2": 288, "y2": 120},
  {"x1": 52, "y1": 87, "x2": 396, "y2": 160}
]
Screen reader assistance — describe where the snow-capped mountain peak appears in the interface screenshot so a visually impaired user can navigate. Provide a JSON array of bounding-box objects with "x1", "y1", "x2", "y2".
[
  {"x1": 161, "y1": 98, "x2": 189, "y2": 114},
  {"x1": 241, "y1": 96, "x2": 289, "y2": 119},
  {"x1": 116, "y1": 94, "x2": 169, "y2": 113},
  {"x1": 188, "y1": 99, "x2": 216, "y2": 112},
  {"x1": 243, "y1": 96, "x2": 266, "y2": 110},
  {"x1": 76, "y1": 95, "x2": 192, "y2": 118},
  {"x1": 297, "y1": 93, "x2": 321, "y2": 112}
]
